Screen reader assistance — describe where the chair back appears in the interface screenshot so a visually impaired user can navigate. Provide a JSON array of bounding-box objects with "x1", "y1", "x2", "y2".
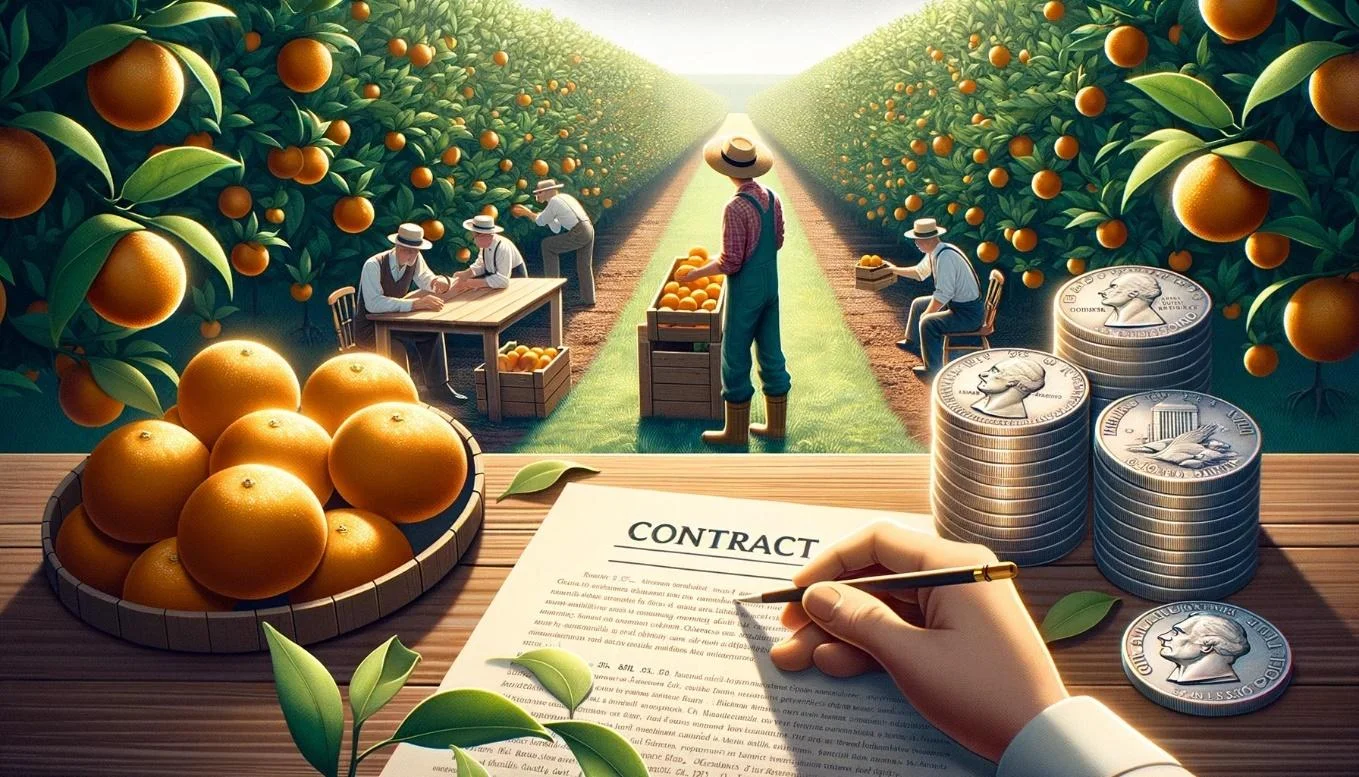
[
  {"x1": 328, "y1": 286, "x2": 358, "y2": 352},
  {"x1": 981, "y1": 269, "x2": 1005, "y2": 331}
]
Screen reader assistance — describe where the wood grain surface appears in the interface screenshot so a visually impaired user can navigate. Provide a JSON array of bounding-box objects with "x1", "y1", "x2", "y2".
[{"x1": 1, "y1": 453, "x2": 1356, "y2": 776}]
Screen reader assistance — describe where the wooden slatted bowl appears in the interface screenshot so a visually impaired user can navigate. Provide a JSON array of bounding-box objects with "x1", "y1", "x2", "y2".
[{"x1": 40, "y1": 405, "x2": 484, "y2": 653}]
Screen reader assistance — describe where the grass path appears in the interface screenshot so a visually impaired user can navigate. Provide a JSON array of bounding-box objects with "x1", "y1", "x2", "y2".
[{"x1": 516, "y1": 115, "x2": 920, "y2": 453}]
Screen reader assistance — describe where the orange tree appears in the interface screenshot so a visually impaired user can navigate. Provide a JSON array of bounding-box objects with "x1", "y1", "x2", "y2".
[
  {"x1": 750, "y1": 0, "x2": 1359, "y2": 414},
  {"x1": 0, "y1": 0, "x2": 723, "y2": 426}
]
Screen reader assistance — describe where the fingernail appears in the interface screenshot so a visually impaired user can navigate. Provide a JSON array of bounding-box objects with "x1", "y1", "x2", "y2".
[{"x1": 804, "y1": 584, "x2": 841, "y2": 621}]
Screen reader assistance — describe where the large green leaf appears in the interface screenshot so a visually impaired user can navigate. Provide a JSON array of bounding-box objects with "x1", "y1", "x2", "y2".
[
  {"x1": 148, "y1": 214, "x2": 233, "y2": 295},
  {"x1": 1121, "y1": 139, "x2": 1204, "y2": 211},
  {"x1": 1039, "y1": 591, "x2": 1121, "y2": 643},
  {"x1": 261, "y1": 622, "x2": 344, "y2": 777},
  {"x1": 6, "y1": 111, "x2": 114, "y2": 194},
  {"x1": 1260, "y1": 215, "x2": 1334, "y2": 250},
  {"x1": 18, "y1": 24, "x2": 144, "y2": 96},
  {"x1": 139, "y1": 1, "x2": 237, "y2": 28},
  {"x1": 162, "y1": 41, "x2": 224, "y2": 123},
  {"x1": 545, "y1": 721, "x2": 649, "y2": 777},
  {"x1": 451, "y1": 747, "x2": 490, "y2": 777},
  {"x1": 1244, "y1": 42, "x2": 1350, "y2": 120},
  {"x1": 121, "y1": 147, "x2": 241, "y2": 205},
  {"x1": 1216, "y1": 142, "x2": 1310, "y2": 202},
  {"x1": 1126, "y1": 73, "x2": 1234, "y2": 130},
  {"x1": 389, "y1": 689, "x2": 551, "y2": 749},
  {"x1": 1293, "y1": 0, "x2": 1351, "y2": 26},
  {"x1": 504, "y1": 648, "x2": 594, "y2": 715},
  {"x1": 88, "y1": 357, "x2": 162, "y2": 415},
  {"x1": 349, "y1": 636, "x2": 422, "y2": 726},
  {"x1": 497, "y1": 459, "x2": 600, "y2": 501},
  {"x1": 48, "y1": 214, "x2": 144, "y2": 343}
]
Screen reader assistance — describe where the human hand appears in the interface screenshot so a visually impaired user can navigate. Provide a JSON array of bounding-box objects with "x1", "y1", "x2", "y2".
[
  {"x1": 769, "y1": 521, "x2": 1067, "y2": 762},
  {"x1": 511, "y1": 204, "x2": 533, "y2": 218},
  {"x1": 430, "y1": 276, "x2": 452, "y2": 294},
  {"x1": 413, "y1": 295, "x2": 444, "y2": 312}
]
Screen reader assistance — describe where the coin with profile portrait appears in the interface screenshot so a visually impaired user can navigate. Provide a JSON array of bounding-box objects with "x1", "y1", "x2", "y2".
[{"x1": 934, "y1": 348, "x2": 1089, "y2": 436}]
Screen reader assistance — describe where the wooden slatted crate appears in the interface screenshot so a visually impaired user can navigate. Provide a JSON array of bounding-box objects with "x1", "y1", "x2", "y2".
[
  {"x1": 855, "y1": 262, "x2": 896, "y2": 291},
  {"x1": 474, "y1": 343, "x2": 571, "y2": 418},
  {"x1": 638, "y1": 324, "x2": 722, "y2": 420},
  {"x1": 646, "y1": 257, "x2": 726, "y2": 343}
]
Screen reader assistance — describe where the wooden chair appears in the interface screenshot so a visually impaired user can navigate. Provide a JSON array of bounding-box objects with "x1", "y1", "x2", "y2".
[
  {"x1": 327, "y1": 286, "x2": 359, "y2": 352},
  {"x1": 942, "y1": 269, "x2": 1005, "y2": 362}
]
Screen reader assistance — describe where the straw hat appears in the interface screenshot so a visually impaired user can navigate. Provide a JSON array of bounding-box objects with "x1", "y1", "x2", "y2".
[
  {"x1": 903, "y1": 218, "x2": 947, "y2": 239},
  {"x1": 703, "y1": 135, "x2": 773, "y2": 178},
  {"x1": 462, "y1": 214, "x2": 504, "y2": 234},
  {"x1": 532, "y1": 178, "x2": 565, "y2": 194},
  {"x1": 387, "y1": 222, "x2": 433, "y2": 250}
]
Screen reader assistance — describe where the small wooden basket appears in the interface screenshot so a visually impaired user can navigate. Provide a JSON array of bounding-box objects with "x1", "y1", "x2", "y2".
[
  {"x1": 474, "y1": 343, "x2": 572, "y2": 418},
  {"x1": 40, "y1": 405, "x2": 485, "y2": 653},
  {"x1": 638, "y1": 324, "x2": 722, "y2": 420},
  {"x1": 646, "y1": 257, "x2": 726, "y2": 343},
  {"x1": 855, "y1": 263, "x2": 896, "y2": 291}
]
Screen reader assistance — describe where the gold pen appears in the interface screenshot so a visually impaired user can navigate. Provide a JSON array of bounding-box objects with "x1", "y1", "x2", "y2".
[{"x1": 734, "y1": 561, "x2": 1019, "y2": 604}]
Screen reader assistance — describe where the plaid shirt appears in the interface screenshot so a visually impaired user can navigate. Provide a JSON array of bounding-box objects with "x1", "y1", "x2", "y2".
[{"x1": 718, "y1": 180, "x2": 784, "y2": 275}]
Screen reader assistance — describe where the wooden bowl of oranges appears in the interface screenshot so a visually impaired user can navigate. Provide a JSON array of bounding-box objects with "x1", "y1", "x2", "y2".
[{"x1": 40, "y1": 341, "x2": 484, "y2": 653}]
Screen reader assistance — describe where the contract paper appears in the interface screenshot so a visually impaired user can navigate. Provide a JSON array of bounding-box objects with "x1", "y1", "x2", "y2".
[{"x1": 382, "y1": 484, "x2": 995, "y2": 777}]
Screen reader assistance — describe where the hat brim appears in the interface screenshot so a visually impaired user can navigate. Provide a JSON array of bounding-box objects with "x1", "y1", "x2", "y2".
[
  {"x1": 703, "y1": 138, "x2": 774, "y2": 178},
  {"x1": 462, "y1": 219, "x2": 504, "y2": 234},
  {"x1": 533, "y1": 183, "x2": 564, "y2": 194},
  {"x1": 388, "y1": 233, "x2": 434, "y2": 250},
  {"x1": 903, "y1": 227, "x2": 947, "y2": 239}
]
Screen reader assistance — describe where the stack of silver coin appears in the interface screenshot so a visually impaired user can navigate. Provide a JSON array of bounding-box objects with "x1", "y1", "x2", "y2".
[
  {"x1": 930, "y1": 348, "x2": 1091, "y2": 566},
  {"x1": 1052, "y1": 266, "x2": 1213, "y2": 416},
  {"x1": 1094, "y1": 391, "x2": 1262, "y2": 601}
]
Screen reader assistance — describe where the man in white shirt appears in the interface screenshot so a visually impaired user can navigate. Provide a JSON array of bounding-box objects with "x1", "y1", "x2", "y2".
[
  {"x1": 512, "y1": 178, "x2": 596, "y2": 305},
  {"x1": 450, "y1": 214, "x2": 527, "y2": 290},
  {"x1": 883, "y1": 218, "x2": 984, "y2": 375}
]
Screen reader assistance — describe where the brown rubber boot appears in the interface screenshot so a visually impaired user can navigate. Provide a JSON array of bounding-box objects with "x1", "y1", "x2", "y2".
[
  {"x1": 750, "y1": 393, "x2": 787, "y2": 440},
  {"x1": 701, "y1": 401, "x2": 750, "y2": 446}
]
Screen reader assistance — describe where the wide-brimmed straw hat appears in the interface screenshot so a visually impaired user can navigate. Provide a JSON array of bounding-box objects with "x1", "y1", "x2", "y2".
[
  {"x1": 462, "y1": 214, "x2": 504, "y2": 234},
  {"x1": 704, "y1": 135, "x2": 773, "y2": 178},
  {"x1": 904, "y1": 218, "x2": 947, "y2": 239},
  {"x1": 532, "y1": 178, "x2": 565, "y2": 194},
  {"x1": 388, "y1": 222, "x2": 433, "y2": 250}
]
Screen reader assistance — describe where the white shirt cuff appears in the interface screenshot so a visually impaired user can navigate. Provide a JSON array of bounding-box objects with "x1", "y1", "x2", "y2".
[{"x1": 997, "y1": 696, "x2": 1188, "y2": 777}]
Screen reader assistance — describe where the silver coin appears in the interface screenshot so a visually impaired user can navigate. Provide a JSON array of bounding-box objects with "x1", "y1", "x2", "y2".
[
  {"x1": 932, "y1": 470, "x2": 1089, "y2": 515},
  {"x1": 1095, "y1": 503, "x2": 1258, "y2": 555},
  {"x1": 1120, "y1": 601, "x2": 1293, "y2": 716},
  {"x1": 1083, "y1": 353, "x2": 1214, "y2": 390},
  {"x1": 1096, "y1": 470, "x2": 1260, "y2": 526},
  {"x1": 934, "y1": 454, "x2": 1088, "y2": 501},
  {"x1": 1095, "y1": 523, "x2": 1257, "y2": 576},
  {"x1": 1054, "y1": 266, "x2": 1212, "y2": 347},
  {"x1": 1055, "y1": 323, "x2": 1212, "y2": 363},
  {"x1": 933, "y1": 349, "x2": 1089, "y2": 437},
  {"x1": 1095, "y1": 392, "x2": 1262, "y2": 496},
  {"x1": 1095, "y1": 520, "x2": 1258, "y2": 568},
  {"x1": 935, "y1": 450, "x2": 1089, "y2": 491},
  {"x1": 932, "y1": 489, "x2": 1086, "y2": 536},
  {"x1": 1098, "y1": 554, "x2": 1256, "y2": 602},
  {"x1": 936, "y1": 516, "x2": 1085, "y2": 560},
  {"x1": 933, "y1": 423, "x2": 1089, "y2": 467},
  {"x1": 1090, "y1": 363, "x2": 1213, "y2": 398},
  {"x1": 1095, "y1": 455, "x2": 1259, "y2": 510},
  {"x1": 1056, "y1": 333, "x2": 1212, "y2": 376},
  {"x1": 936, "y1": 506, "x2": 1085, "y2": 542},
  {"x1": 1095, "y1": 542, "x2": 1258, "y2": 592},
  {"x1": 932, "y1": 408, "x2": 1089, "y2": 451},
  {"x1": 937, "y1": 520, "x2": 1084, "y2": 567},
  {"x1": 1095, "y1": 490, "x2": 1259, "y2": 538}
]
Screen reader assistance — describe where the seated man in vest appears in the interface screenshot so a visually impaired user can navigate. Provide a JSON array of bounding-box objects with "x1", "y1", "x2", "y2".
[
  {"x1": 354, "y1": 222, "x2": 456, "y2": 395},
  {"x1": 449, "y1": 214, "x2": 527, "y2": 290},
  {"x1": 882, "y1": 218, "x2": 983, "y2": 376}
]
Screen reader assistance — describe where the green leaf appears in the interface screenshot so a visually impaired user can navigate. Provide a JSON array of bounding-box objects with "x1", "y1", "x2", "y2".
[
  {"x1": 122, "y1": 147, "x2": 240, "y2": 205},
  {"x1": 149, "y1": 214, "x2": 233, "y2": 296},
  {"x1": 122, "y1": 340, "x2": 169, "y2": 357},
  {"x1": 451, "y1": 747, "x2": 491, "y2": 777},
  {"x1": 504, "y1": 648, "x2": 594, "y2": 715},
  {"x1": 350, "y1": 636, "x2": 422, "y2": 726},
  {"x1": 18, "y1": 24, "x2": 144, "y2": 96},
  {"x1": 127, "y1": 356, "x2": 180, "y2": 386},
  {"x1": 0, "y1": 369, "x2": 41, "y2": 393},
  {"x1": 1126, "y1": 73, "x2": 1234, "y2": 129},
  {"x1": 88, "y1": 357, "x2": 162, "y2": 415},
  {"x1": 1121, "y1": 138, "x2": 1204, "y2": 211},
  {"x1": 0, "y1": 257, "x2": 14, "y2": 284},
  {"x1": 1260, "y1": 215, "x2": 1334, "y2": 250},
  {"x1": 1293, "y1": 0, "x2": 1351, "y2": 26},
  {"x1": 497, "y1": 459, "x2": 600, "y2": 502},
  {"x1": 545, "y1": 720, "x2": 649, "y2": 777},
  {"x1": 162, "y1": 41, "x2": 223, "y2": 123},
  {"x1": 10, "y1": 312, "x2": 55, "y2": 348},
  {"x1": 139, "y1": 1, "x2": 237, "y2": 28},
  {"x1": 1216, "y1": 142, "x2": 1310, "y2": 202},
  {"x1": 1244, "y1": 42, "x2": 1350, "y2": 121},
  {"x1": 389, "y1": 689, "x2": 551, "y2": 749},
  {"x1": 311, "y1": 31, "x2": 361, "y2": 56},
  {"x1": 262, "y1": 622, "x2": 344, "y2": 777},
  {"x1": 1065, "y1": 211, "x2": 1108, "y2": 229},
  {"x1": 1039, "y1": 591, "x2": 1121, "y2": 643},
  {"x1": 304, "y1": 0, "x2": 347, "y2": 12},
  {"x1": 8, "y1": 111, "x2": 115, "y2": 194},
  {"x1": 48, "y1": 214, "x2": 144, "y2": 343}
]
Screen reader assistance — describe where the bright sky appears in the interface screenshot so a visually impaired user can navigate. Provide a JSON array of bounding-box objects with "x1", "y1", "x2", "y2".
[{"x1": 517, "y1": 0, "x2": 927, "y2": 75}]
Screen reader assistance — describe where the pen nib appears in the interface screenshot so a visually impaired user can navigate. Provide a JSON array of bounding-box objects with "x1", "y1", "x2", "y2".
[{"x1": 733, "y1": 594, "x2": 760, "y2": 603}]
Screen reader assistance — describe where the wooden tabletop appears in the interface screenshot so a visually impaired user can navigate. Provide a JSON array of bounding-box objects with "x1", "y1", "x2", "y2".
[
  {"x1": 1, "y1": 453, "x2": 1356, "y2": 776},
  {"x1": 366, "y1": 277, "x2": 566, "y2": 329}
]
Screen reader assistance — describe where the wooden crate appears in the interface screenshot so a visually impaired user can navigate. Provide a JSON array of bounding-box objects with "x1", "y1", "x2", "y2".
[
  {"x1": 474, "y1": 343, "x2": 571, "y2": 418},
  {"x1": 646, "y1": 257, "x2": 726, "y2": 343},
  {"x1": 40, "y1": 404, "x2": 485, "y2": 653},
  {"x1": 638, "y1": 324, "x2": 722, "y2": 420},
  {"x1": 855, "y1": 263, "x2": 896, "y2": 291}
]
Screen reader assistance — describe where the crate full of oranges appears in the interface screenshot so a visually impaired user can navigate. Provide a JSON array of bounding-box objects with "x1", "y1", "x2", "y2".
[
  {"x1": 647, "y1": 246, "x2": 726, "y2": 343},
  {"x1": 855, "y1": 254, "x2": 896, "y2": 291},
  {"x1": 475, "y1": 342, "x2": 572, "y2": 419}
]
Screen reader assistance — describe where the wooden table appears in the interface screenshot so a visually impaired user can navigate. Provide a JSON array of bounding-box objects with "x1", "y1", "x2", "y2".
[
  {"x1": 1, "y1": 453, "x2": 1356, "y2": 775},
  {"x1": 367, "y1": 278, "x2": 567, "y2": 421}
]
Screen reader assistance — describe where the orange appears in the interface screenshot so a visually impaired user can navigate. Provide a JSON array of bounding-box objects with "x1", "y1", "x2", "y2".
[
  {"x1": 1223, "y1": 303, "x2": 1242, "y2": 320},
  {"x1": 1044, "y1": 1, "x2": 1065, "y2": 21},
  {"x1": 294, "y1": 146, "x2": 329, "y2": 185},
  {"x1": 87, "y1": 40, "x2": 183, "y2": 131},
  {"x1": 244, "y1": 31, "x2": 261, "y2": 53},
  {"x1": 123, "y1": 538, "x2": 235, "y2": 611},
  {"x1": 290, "y1": 509, "x2": 414, "y2": 602},
  {"x1": 1075, "y1": 86, "x2": 1106, "y2": 117},
  {"x1": 301, "y1": 351, "x2": 418, "y2": 434},
  {"x1": 660, "y1": 293, "x2": 681, "y2": 309},
  {"x1": 409, "y1": 43, "x2": 434, "y2": 68},
  {"x1": 1054, "y1": 135, "x2": 1079, "y2": 160},
  {"x1": 59, "y1": 363, "x2": 123, "y2": 427},
  {"x1": 664, "y1": 281, "x2": 680, "y2": 294},
  {"x1": 1012, "y1": 228, "x2": 1038, "y2": 252},
  {"x1": 410, "y1": 166, "x2": 434, "y2": 188},
  {"x1": 1169, "y1": 250, "x2": 1193, "y2": 272},
  {"x1": 218, "y1": 185, "x2": 252, "y2": 219},
  {"x1": 905, "y1": 194, "x2": 924, "y2": 212},
  {"x1": 1246, "y1": 232, "x2": 1289, "y2": 269},
  {"x1": 211, "y1": 409, "x2": 333, "y2": 503},
  {"x1": 1007, "y1": 136, "x2": 1034, "y2": 158},
  {"x1": 267, "y1": 146, "x2": 305, "y2": 178},
  {"x1": 351, "y1": 1, "x2": 370, "y2": 21},
  {"x1": 1019, "y1": 49, "x2": 1031, "y2": 65},
  {"x1": 362, "y1": 83, "x2": 380, "y2": 99},
  {"x1": 965, "y1": 207, "x2": 984, "y2": 226},
  {"x1": 893, "y1": 206, "x2": 908, "y2": 220},
  {"x1": 264, "y1": 208, "x2": 285, "y2": 224},
  {"x1": 1309, "y1": 53, "x2": 1359, "y2": 132},
  {"x1": 705, "y1": 283, "x2": 722, "y2": 300},
  {"x1": 1022, "y1": 269, "x2": 1045, "y2": 289},
  {"x1": 1172, "y1": 155, "x2": 1269, "y2": 243},
  {"x1": 183, "y1": 132, "x2": 213, "y2": 149},
  {"x1": 177, "y1": 340, "x2": 301, "y2": 446},
  {"x1": 989, "y1": 46, "x2": 1011, "y2": 68},
  {"x1": 1283, "y1": 276, "x2": 1359, "y2": 362},
  {"x1": 277, "y1": 38, "x2": 332, "y2": 93},
  {"x1": 988, "y1": 167, "x2": 1010, "y2": 187},
  {"x1": 977, "y1": 241, "x2": 1000, "y2": 263},
  {"x1": 492, "y1": 50, "x2": 509, "y2": 67},
  {"x1": 1169, "y1": 24, "x2": 1183, "y2": 44},
  {"x1": 1243, "y1": 344, "x2": 1279, "y2": 378},
  {"x1": 55, "y1": 505, "x2": 145, "y2": 597},
  {"x1": 1031, "y1": 170, "x2": 1062, "y2": 200},
  {"x1": 231, "y1": 242, "x2": 269, "y2": 276},
  {"x1": 932, "y1": 135, "x2": 954, "y2": 156},
  {"x1": 0, "y1": 128, "x2": 56, "y2": 219},
  {"x1": 287, "y1": 281, "x2": 309, "y2": 300},
  {"x1": 86, "y1": 230, "x2": 185, "y2": 329},
  {"x1": 1004, "y1": 227, "x2": 1016, "y2": 242},
  {"x1": 480, "y1": 130, "x2": 500, "y2": 150},
  {"x1": 1199, "y1": 0, "x2": 1276, "y2": 42},
  {"x1": 972, "y1": 148, "x2": 989, "y2": 165},
  {"x1": 384, "y1": 131, "x2": 406, "y2": 151},
  {"x1": 333, "y1": 196, "x2": 375, "y2": 234},
  {"x1": 959, "y1": 79, "x2": 977, "y2": 95},
  {"x1": 329, "y1": 402, "x2": 467, "y2": 524},
  {"x1": 83, "y1": 420, "x2": 209, "y2": 543},
  {"x1": 910, "y1": 139, "x2": 927, "y2": 156},
  {"x1": 325, "y1": 119, "x2": 351, "y2": 145},
  {"x1": 1096, "y1": 219, "x2": 1128, "y2": 249},
  {"x1": 387, "y1": 38, "x2": 408, "y2": 57},
  {"x1": 178, "y1": 464, "x2": 327, "y2": 600},
  {"x1": 200, "y1": 319, "x2": 221, "y2": 339},
  {"x1": 164, "y1": 405, "x2": 182, "y2": 425},
  {"x1": 1066, "y1": 257, "x2": 1087, "y2": 275},
  {"x1": 421, "y1": 219, "x2": 445, "y2": 241},
  {"x1": 442, "y1": 147, "x2": 463, "y2": 166},
  {"x1": 532, "y1": 159, "x2": 550, "y2": 177},
  {"x1": 1105, "y1": 26, "x2": 1148, "y2": 68}
]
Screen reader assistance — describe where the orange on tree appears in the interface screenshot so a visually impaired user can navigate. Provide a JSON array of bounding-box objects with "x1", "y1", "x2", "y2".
[
  {"x1": 55, "y1": 505, "x2": 144, "y2": 597},
  {"x1": 1246, "y1": 232, "x2": 1290, "y2": 269},
  {"x1": 177, "y1": 339, "x2": 301, "y2": 446},
  {"x1": 211, "y1": 409, "x2": 334, "y2": 503},
  {"x1": 178, "y1": 464, "x2": 327, "y2": 600},
  {"x1": 409, "y1": 43, "x2": 434, "y2": 68},
  {"x1": 87, "y1": 230, "x2": 186, "y2": 330},
  {"x1": 87, "y1": 40, "x2": 183, "y2": 131},
  {"x1": 384, "y1": 131, "x2": 406, "y2": 151},
  {"x1": 480, "y1": 129, "x2": 500, "y2": 150},
  {"x1": 492, "y1": 50, "x2": 509, "y2": 66},
  {"x1": 387, "y1": 38, "x2": 407, "y2": 57},
  {"x1": 83, "y1": 419, "x2": 209, "y2": 543},
  {"x1": 1309, "y1": 53, "x2": 1359, "y2": 132},
  {"x1": 333, "y1": 196, "x2": 375, "y2": 234},
  {"x1": 267, "y1": 145, "x2": 305, "y2": 178},
  {"x1": 972, "y1": 148, "x2": 989, "y2": 164},
  {"x1": 59, "y1": 363, "x2": 123, "y2": 427},
  {"x1": 301, "y1": 351, "x2": 418, "y2": 435},
  {"x1": 244, "y1": 31, "x2": 261, "y2": 53},
  {"x1": 200, "y1": 320, "x2": 222, "y2": 339},
  {"x1": 905, "y1": 194, "x2": 923, "y2": 212},
  {"x1": 218, "y1": 185, "x2": 252, "y2": 219},
  {"x1": 931, "y1": 135, "x2": 954, "y2": 156},
  {"x1": 183, "y1": 132, "x2": 213, "y2": 149},
  {"x1": 294, "y1": 146, "x2": 329, "y2": 185},
  {"x1": 1076, "y1": 86, "x2": 1107, "y2": 117},
  {"x1": 481, "y1": 204, "x2": 499, "y2": 219},
  {"x1": 442, "y1": 146, "x2": 463, "y2": 165},
  {"x1": 277, "y1": 38, "x2": 333, "y2": 94},
  {"x1": 329, "y1": 402, "x2": 468, "y2": 524},
  {"x1": 351, "y1": 1, "x2": 370, "y2": 22},
  {"x1": 893, "y1": 206, "x2": 908, "y2": 220},
  {"x1": 1169, "y1": 24, "x2": 1183, "y2": 44},
  {"x1": 1012, "y1": 227, "x2": 1038, "y2": 252},
  {"x1": 1007, "y1": 135, "x2": 1034, "y2": 158},
  {"x1": 1223, "y1": 302, "x2": 1242, "y2": 320},
  {"x1": 1105, "y1": 26, "x2": 1149, "y2": 68},
  {"x1": 1097, "y1": 219, "x2": 1129, "y2": 249},
  {"x1": 1004, "y1": 226, "x2": 1016, "y2": 242},
  {"x1": 1066, "y1": 257, "x2": 1086, "y2": 275},
  {"x1": 910, "y1": 139, "x2": 927, "y2": 155},
  {"x1": 1018, "y1": 49, "x2": 1031, "y2": 65},
  {"x1": 988, "y1": 167, "x2": 1010, "y2": 187},
  {"x1": 421, "y1": 219, "x2": 445, "y2": 241},
  {"x1": 965, "y1": 206, "x2": 984, "y2": 226},
  {"x1": 1043, "y1": 1, "x2": 1065, "y2": 21},
  {"x1": 989, "y1": 45, "x2": 1011, "y2": 68},
  {"x1": 977, "y1": 241, "x2": 1000, "y2": 263},
  {"x1": 290, "y1": 283, "x2": 312, "y2": 302},
  {"x1": 0, "y1": 128, "x2": 56, "y2": 219},
  {"x1": 1054, "y1": 135, "x2": 1079, "y2": 160},
  {"x1": 290, "y1": 509, "x2": 414, "y2": 602},
  {"x1": 532, "y1": 159, "x2": 550, "y2": 176},
  {"x1": 1172, "y1": 154, "x2": 1270, "y2": 243},
  {"x1": 1283, "y1": 275, "x2": 1359, "y2": 362},
  {"x1": 362, "y1": 83, "x2": 380, "y2": 99},
  {"x1": 410, "y1": 166, "x2": 434, "y2": 188},
  {"x1": 1199, "y1": 0, "x2": 1277, "y2": 42},
  {"x1": 1031, "y1": 170, "x2": 1062, "y2": 200},
  {"x1": 264, "y1": 208, "x2": 285, "y2": 224},
  {"x1": 1168, "y1": 249, "x2": 1193, "y2": 272},
  {"x1": 1243, "y1": 344, "x2": 1280, "y2": 378},
  {"x1": 959, "y1": 79, "x2": 977, "y2": 95},
  {"x1": 1022, "y1": 269, "x2": 1045, "y2": 288},
  {"x1": 230, "y1": 241, "x2": 269, "y2": 276},
  {"x1": 325, "y1": 118, "x2": 351, "y2": 145},
  {"x1": 122, "y1": 538, "x2": 235, "y2": 611}
]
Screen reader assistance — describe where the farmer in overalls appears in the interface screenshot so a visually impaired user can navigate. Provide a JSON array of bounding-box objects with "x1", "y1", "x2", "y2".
[
  {"x1": 681, "y1": 135, "x2": 791, "y2": 447},
  {"x1": 882, "y1": 218, "x2": 983, "y2": 375}
]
